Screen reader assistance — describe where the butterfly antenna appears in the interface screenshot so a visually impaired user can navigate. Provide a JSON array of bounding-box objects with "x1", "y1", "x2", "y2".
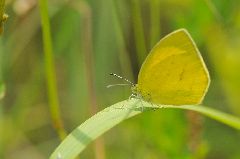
[
  {"x1": 109, "y1": 73, "x2": 135, "y2": 86},
  {"x1": 106, "y1": 83, "x2": 131, "y2": 88}
]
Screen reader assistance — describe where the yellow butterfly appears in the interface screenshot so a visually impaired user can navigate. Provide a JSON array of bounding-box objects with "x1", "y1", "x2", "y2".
[{"x1": 111, "y1": 29, "x2": 210, "y2": 105}]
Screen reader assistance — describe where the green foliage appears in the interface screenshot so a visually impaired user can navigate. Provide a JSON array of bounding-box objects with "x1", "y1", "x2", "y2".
[
  {"x1": 1, "y1": 0, "x2": 240, "y2": 159},
  {"x1": 50, "y1": 99, "x2": 240, "y2": 159}
]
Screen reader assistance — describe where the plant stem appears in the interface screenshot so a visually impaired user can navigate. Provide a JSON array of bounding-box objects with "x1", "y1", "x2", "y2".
[
  {"x1": 0, "y1": 0, "x2": 7, "y2": 35},
  {"x1": 150, "y1": 0, "x2": 161, "y2": 47},
  {"x1": 70, "y1": 1, "x2": 106, "y2": 158},
  {"x1": 38, "y1": 0, "x2": 66, "y2": 140},
  {"x1": 131, "y1": 0, "x2": 147, "y2": 65},
  {"x1": 111, "y1": 0, "x2": 134, "y2": 81},
  {"x1": 0, "y1": 0, "x2": 5, "y2": 20}
]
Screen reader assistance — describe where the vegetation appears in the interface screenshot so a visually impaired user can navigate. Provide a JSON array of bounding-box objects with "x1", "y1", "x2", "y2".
[{"x1": 1, "y1": 0, "x2": 240, "y2": 159}]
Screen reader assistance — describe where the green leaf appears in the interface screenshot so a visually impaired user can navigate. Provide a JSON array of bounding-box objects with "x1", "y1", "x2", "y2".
[{"x1": 50, "y1": 99, "x2": 240, "y2": 159}]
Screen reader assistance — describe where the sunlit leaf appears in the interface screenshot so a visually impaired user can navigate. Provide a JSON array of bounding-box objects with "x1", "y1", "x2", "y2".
[{"x1": 50, "y1": 99, "x2": 240, "y2": 159}]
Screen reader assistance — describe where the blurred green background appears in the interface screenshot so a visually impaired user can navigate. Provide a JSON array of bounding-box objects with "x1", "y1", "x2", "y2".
[{"x1": 1, "y1": 0, "x2": 240, "y2": 158}]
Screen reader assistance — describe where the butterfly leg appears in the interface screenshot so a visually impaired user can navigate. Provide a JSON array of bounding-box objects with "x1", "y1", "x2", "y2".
[
  {"x1": 140, "y1": 99, "x2": 144, "y2": 112},
  {"x1": 144, "y1": 93, "x2": 157, "y2": 111},
  {"x1": 128, "y1": 93, "x2": 145, "y2": 111}
]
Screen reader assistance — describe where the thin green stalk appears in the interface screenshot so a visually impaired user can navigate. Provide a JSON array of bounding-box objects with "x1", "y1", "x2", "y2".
[
  {"x1": 131, "y1": 0, "x2": 147, "y2": 65},
  {"x1": 70, "y1": 1, "x2": 106, "y2": 158},
  {"x1": 0, "y1": 0, "x2": 4, "y2": 15},
  {"x1": 0, "y1": 0, "x2": 7, "y2": 35},
  {"x1": 111, "y1": 0, "x2": 134, "y2": 81},
  {"x1": 204, "y1": 0, "x2": 223, "y2": 23},
  {"x1": 0, "y1": 0, "x2": 5, "y2": 23},
  {"x1": 150, "y1": 0, "x2": 161, "y2": 47},
  {"x1": 38, "y1": 0, "x2": 66, "y2": 140},
  {"x1": 165, "y1": 105, "x2": 240, "y2": 130},
  {"x1": 0, "y1": 83, "x2": 5, "y2": 100}
]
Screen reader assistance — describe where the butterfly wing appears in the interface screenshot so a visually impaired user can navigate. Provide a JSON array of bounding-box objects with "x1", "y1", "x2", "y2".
[{"x1": 137, "y1": 29, "x2": 210, "y2": 105}]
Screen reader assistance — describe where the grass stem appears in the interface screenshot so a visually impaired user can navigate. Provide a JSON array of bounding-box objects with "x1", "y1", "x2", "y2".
[
  {"x1": 38, "y1": 0, "x2": 66, "y2": 140},
  {"x1": 131, "y1": 0, "x2": 147, "y2": 65}
]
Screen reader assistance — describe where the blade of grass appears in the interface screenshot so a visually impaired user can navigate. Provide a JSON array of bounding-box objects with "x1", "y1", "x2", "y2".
[
  {"x1": 204, "y1": 0, "x2": 223, "y2": 23},
  {"x1": 0, "y1": 0, "x2": 4, "y2": 18},
  {"x1": 70, "y1": 1, "x2": 106, "y2": 159},
  {"x1": 0, "y1": 0, "x2": 7, "y2": 35},
  {"x1": 150, "y1": 0, "x2": 161, "y2": 47},
  {"x1": 0, "y1": 38, "x2": 4, "y2": 100},
  {"x1": 0, "y1": 83, "x2": 4, "y2": 100},
  {"x1": 50, "y1": 99, "x2": 240, "y2": 159},
  {"x1": 111, "y1": 0, "x2": 134, "y2": 80},
  {"x1": 131, "y1": 0, "x2": 147, "y2": 65},
  {"x1": 38, "y1": 0, "x2": 66, "y2": 140}
]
